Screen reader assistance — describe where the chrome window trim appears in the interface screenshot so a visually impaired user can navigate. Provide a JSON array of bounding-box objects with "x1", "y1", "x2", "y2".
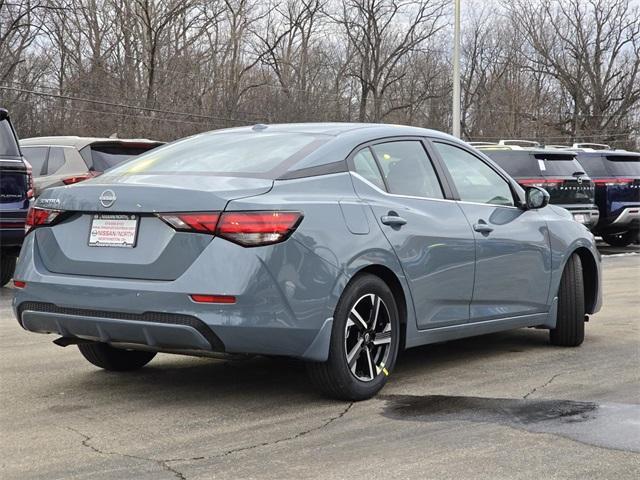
[{"x1": 350, "y1": 171, "x2": 520, "y2": 210}]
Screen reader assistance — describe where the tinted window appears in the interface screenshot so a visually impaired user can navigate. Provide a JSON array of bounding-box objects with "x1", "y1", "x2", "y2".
[
  {"x1": 21, "y1": 146, "x2": 48, "y2": 176},
  {"x1": 480, "y1": 150, "x2": 540, "y2": 177},
  {"x1": 86, "y1": 143, "x2": 162, "y2": 172},
  {"x1": 371, "y1": 141, "x2": 443, "y2": 198},
  {"x1": 47, "y1": 147, "x2": 66, "y2": 175},
  {"x1": 533, "y1": 153, "x2": 584, "y2": 176},
  {"x1": 435, "y1": 142, "x2": 514, "y2": 207},
  {"x1": 0, "y1": 119, "x2": 20, "y2": 157},
  {"x1": 353, "y1": 148, "x2": 385, "y2": 190},
  {"x1": 605, "y1": 154, "x2": 640, "y2": 176},
  {"x1": 573, "y1": 153, "x2": 609, "y2": 177},
  {"x1": 106, "y1": 133, "x2": 323, "y2": 177}
]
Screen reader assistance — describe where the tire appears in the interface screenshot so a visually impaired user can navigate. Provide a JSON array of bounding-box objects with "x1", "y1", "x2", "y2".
[
  {"x1": 0, "y1": 256, "x2": 17, "y2": 287},
  {"x1": 602, "y1": 230, "x2": 638, "y2": 247},
  {"x1": 550, "y1": 253, "x2": 585, "y2": 347},
  {"x1": 78, "y1": 342, "x2": 156, "y2": 371},
  {"x1": 307, "y1": 274, "x2": 400, "y2": 401}
]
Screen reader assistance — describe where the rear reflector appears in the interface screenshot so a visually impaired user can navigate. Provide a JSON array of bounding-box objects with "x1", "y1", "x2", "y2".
[
  {"x1": 518, "y1": 178, "x2": 562, "y2": 187},
  {"x1": 13, "y1": 280, "x2": 26, "y2": 288},
  {"x1": 25, "y1": 207, "x2": 62, "y2": 233},
  {"x1": 190, "y1": 294, "x2": 236, "y2": 304},
  {"x1": 157, "y1": 210, "x2": 303, "y2": 247}
]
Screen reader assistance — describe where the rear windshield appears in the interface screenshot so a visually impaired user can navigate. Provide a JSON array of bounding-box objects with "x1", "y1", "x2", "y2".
[
  {"x1": 482, "y1": 150, "x2": 584, "y2": 177},
  {"x1": 0, "y1": 119, "x2": 20, "y2": 157},
  {"x1": 575, "y1": 153, "x2": 640, "y2": 177},
  {"x1": 105, "y1": 132, "x2": 326, "y2": 178},
  {"x1": 82, "y1": 143, "x2": 162, "y2": 172},
  {"x1": 21, "y1": 146, "x2": 48, "y2": 176}
]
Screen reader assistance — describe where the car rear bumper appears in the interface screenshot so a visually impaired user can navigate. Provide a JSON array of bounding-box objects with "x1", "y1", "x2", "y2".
[
  {"x1": 558, "y1": 205, "x2": 600, "y2": 229},
  {"x1": 611, "y1": 206, "x2": 640, "y2": 226},
  {"x1": 12, "y1": 233, "x2": 342, "y2": 361}
]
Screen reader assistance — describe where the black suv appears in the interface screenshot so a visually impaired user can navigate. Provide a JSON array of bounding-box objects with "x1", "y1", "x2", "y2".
[
  {"x1": 566, "y1": 144, "x2": 639, "y2": 246},
  {"x1": 473, "y1": 141, "x2": 599, "y2": 229},
  {"x1": 0, "y1": 108, "x2": 31, "y2": 286}
]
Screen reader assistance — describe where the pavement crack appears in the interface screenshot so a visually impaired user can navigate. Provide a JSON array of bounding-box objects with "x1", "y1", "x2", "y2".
[
  {"x1": 523, "y1": 373, "x2": 563, "y2": 399},
  {"x1": 66, "y1": 426, "x2": 187, "y2": 480}
]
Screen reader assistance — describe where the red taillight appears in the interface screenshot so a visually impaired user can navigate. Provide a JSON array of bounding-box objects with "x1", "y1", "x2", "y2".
[
  {"x1": 25, "y1": 207, "x2": 62, "y2": 233},
  {"x1": 157, "y1": 210, "x2": 303, "y2": 246},
  {"x1": 216, "y1": 211, "x2": 303, "y2": 246},
  {"x1": 158, "y1": 213, "x2": 220, "y2": 233},
  {"x1": 593, "y1": 177, "x2": 632, "y2": 186},
  {"x1": 62, "y1": 172, "x2": 99, "y2": 185},
  {"x1": 189, "y1": 294, "x2": 236, "y2": 304},
  {"x1": 13, "y1": 280, "x2": 26, "y2": 289},
  {"x1": 23, "y1": 159, "x2": 34, "y2": 199}
]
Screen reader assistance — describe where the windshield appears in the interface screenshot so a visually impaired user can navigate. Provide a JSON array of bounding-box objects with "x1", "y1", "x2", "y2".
[
  {"x1": 105, "y1": 132, "x2": 326, "y2": 178},
  {"x1": 0, "y1": 119, "x2": 20, "y2": 157}
]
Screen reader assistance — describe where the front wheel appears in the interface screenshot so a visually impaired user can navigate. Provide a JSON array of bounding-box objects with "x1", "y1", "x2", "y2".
[
  {"x1": 307, "y1": 274, "x2": 400, "y2": 401},
  {"x1": 78, "y1": 342, "x2": 156, "y2": 371},
  {"x1": 550, "y1": 253, "x2": 585, "y2": 347},
  {"x1": 602, "y1": 230, "x2": 638, "y2": 247}
]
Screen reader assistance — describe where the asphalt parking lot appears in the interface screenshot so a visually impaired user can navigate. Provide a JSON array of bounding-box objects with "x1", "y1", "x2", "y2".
[{"x1": 1, "y1": 249, "x2": 638, "y2": 480}]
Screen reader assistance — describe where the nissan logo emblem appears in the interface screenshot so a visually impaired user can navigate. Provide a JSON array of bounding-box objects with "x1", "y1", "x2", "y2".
[{"x1": 99, "y1": 189, "x2": 117, "y2": 208}]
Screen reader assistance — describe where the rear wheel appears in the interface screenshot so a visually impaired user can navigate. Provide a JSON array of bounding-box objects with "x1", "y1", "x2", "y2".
[
  {"x1": 550, "y1": 253, "x2": 585, "y2": 347},
  {"x1": 307, "y1": 274, "x2": 400, "y2": 401},
  {"x1": 78, "y1": 342, "x2": 156, "y2": 371},
  {"x1": 602, "y1": 230, "x2": 638, "y2": 247},
  {"x1": 0, "y1": 255, "x2": 16, "y2": 287}
]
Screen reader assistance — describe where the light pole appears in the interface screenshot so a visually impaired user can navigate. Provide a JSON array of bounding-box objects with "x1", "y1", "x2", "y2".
[{"x1": 452, "y1": 0, "x2": 461, "y2": 138}]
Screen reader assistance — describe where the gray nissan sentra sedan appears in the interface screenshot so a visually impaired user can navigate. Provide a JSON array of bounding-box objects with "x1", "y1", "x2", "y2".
[{"x1": 12, "y1": 123, "x2": 602, "y2": 400}]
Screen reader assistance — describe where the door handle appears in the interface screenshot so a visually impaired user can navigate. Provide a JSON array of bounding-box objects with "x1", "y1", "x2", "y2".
[
  {"x1": 473, "y1": 222, "x2": 494, "y2": 234},
  {"x1": 381, "y1": 215, "x2": 407, "y2": 226}
]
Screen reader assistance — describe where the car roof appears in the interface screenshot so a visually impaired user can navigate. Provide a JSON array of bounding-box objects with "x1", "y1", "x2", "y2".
[
  {"x1": 476, "y1": 145, "x2": 578, "y2": 157},
  {"x1": 213, "y1": 122, "x2": 458, "y2": 140},
  {"x1": 20, "y1": 136, "x2": 162, "y2": 149}
]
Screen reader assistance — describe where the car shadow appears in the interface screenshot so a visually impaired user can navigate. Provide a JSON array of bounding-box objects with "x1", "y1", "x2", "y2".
[{"x1": 53, "y1": 328, "x2": 552, "y2": 408}]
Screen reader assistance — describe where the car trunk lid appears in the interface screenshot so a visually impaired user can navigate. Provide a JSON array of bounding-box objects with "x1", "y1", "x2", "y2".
[{"x1": 34, "y1": 174, "x2": 273, "y2": 280}]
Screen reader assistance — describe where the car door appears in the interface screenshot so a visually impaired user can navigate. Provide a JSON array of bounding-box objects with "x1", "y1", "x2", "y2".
[
  {"x1": 431, "y1": 140, "x2": 551, "y2": 321},
  {"x1": 349, "y1": 139, "x2": 476, "y2": 329}
]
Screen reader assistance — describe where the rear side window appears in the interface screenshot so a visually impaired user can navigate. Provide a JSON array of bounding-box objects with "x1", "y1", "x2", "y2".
[
  {"x1": 435, "y1": 142, "x2": 514, "y2": 207},
  {"x1": 370, "y1": 141, "x2": 443, "y2": 199},
  {"x1": 83, "y1": 143, "x2": 162, "y2": 172},
  {"x1": 47, "y1": 147, "x2": 66, "y2": 175},
  {"x1": 21, "y1": 146, "x2": 49, "y2": 176},
  {"x1": 0, "y1": 119, "x2": 20, "y2": 157},
  {"x1": 353, "y1": 148, "x2": 385, "y2": 190},
  {"x1": 106, "y1": 133, "x2": 324, "y2": 177}
]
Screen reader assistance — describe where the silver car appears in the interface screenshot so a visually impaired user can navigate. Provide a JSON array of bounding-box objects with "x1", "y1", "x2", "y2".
[
  {"x1": 20, "y1": 136, "x2": 163, "y2": 194},
  {"x1": 12, "y1": 123, "x2": 602, "y2": 400}
]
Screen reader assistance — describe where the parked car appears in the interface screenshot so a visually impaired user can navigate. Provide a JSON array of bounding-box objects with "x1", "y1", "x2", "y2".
[
  {"x1": 13, "y1": 123, "x2": 601, "y2": 400},
  {"x1": 562, "y1": 144, "x2": 639, "y2": 247},
  {"x1": 473, "y1": 140, "x2": 600, "y2": 230},
  {"x1": 20, "y1": 136, "x2": 163, "y2": 194},
  {"x1": 0, "y1": 108, "x2": 31, "y2": 286}
]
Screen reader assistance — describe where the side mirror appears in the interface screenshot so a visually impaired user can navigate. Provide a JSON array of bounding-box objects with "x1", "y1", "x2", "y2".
[{"x1": 525, "y1": 186, "x2": 550, "y2": 210}]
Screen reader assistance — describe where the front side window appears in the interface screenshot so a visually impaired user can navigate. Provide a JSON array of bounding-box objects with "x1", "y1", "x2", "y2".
[
  {"x1": 434, "y1": 142, "x2": 514, "y2": 207},
  {"x1": 371, "y1": 141, "x2": 443, "y2": 199},
  {"x1": 353, "y1": 148, "x2": 385, "y2": 190}
]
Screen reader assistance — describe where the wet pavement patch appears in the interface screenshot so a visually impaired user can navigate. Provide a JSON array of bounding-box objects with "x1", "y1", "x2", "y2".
[{"x1": 380, "y1": 395, "x2": 640, "y2": 453}]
